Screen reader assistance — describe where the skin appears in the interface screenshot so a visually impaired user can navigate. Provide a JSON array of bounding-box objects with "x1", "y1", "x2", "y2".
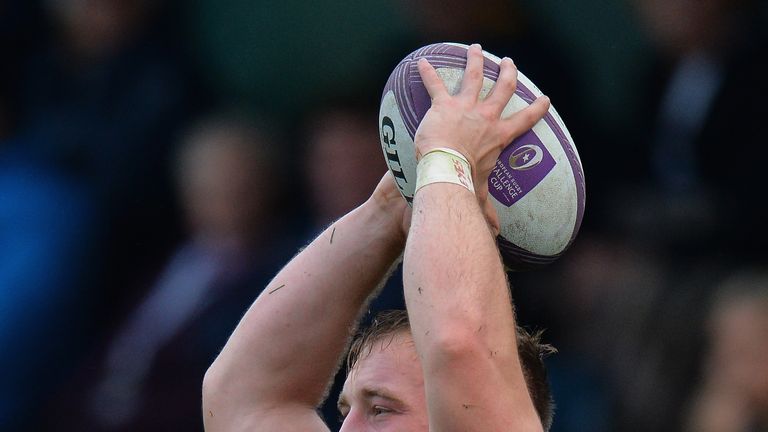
[
  {"x1": 202, "y1": 44, "x2": 549, "y2": 432},
  {"x1": 338, "y1": 332, "x2": 429, "y2": 432},
  {"x1": 686, "y1": 298, "x2": 768, "y2": 432}
]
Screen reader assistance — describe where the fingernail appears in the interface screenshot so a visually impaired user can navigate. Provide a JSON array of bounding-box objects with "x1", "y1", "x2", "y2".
[{"x1": 471, "y1": 43, "x2": 481, "y2": 50}]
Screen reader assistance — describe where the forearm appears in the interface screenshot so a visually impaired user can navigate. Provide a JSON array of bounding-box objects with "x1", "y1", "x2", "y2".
[
  {"x1": 403, "y1": 182, "x2": 539, "y2": 431},
  {"x1": 404, "y1": 183, "x2": 517, "y2": 363},
  {"x1": 204, "y1": 198, "x2": 403, "y2": 420}
]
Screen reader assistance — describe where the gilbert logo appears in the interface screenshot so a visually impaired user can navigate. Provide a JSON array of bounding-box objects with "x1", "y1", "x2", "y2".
[{"x1": 508, "y1": 144, "x2": 544, "y2": 171}]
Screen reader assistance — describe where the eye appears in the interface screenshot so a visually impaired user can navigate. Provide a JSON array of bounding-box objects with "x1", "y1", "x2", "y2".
[{"x1": 372, "y1": 405, "x2": 392, "y2": 416}]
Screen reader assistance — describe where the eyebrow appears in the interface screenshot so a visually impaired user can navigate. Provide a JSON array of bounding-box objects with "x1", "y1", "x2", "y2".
[{"x1": 337, "y1": 386, "x2": 406, "y2": 410}]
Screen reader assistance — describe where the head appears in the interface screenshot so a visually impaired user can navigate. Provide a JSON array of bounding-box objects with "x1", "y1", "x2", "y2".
[
  {"x1": 176, "y1": 114, "x2": 277, "y2": 250},
  {"x1": 402, "y1": 0, "x2": 524, "y2": 41},
  {"x1": 631, "y1": 0, "x2": 756, "y2": 57},
  {"x1": 45, "y1": 0, "x2": 155, "y2": 57},
  {"x1": 339, "y1": 310, "x2": 555, "y2": 431},
  {"x1": 705, "y1": 270, "x2": 768, "y2": 410},
  {"x1": 304, "y1": 104, "x2": 386, "y2": 226}
]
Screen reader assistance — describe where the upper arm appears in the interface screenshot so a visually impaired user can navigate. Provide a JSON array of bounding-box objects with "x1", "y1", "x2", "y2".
[
  {"x1": 203, "y1": 404, "x2": 330, "y2": 432},
  {"x1": 203, "y1": 365, "x2": 330, "y2": 432}
]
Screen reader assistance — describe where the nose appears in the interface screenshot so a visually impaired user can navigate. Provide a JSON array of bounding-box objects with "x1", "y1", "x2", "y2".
[{"x1": 338, "y1": 409, "x2": 364, "y2": 432}]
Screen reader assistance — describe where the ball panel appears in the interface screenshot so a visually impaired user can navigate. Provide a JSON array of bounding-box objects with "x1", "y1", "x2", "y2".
[{"x1": 513, "y1": 77, "x2": 586, "y2": 246}]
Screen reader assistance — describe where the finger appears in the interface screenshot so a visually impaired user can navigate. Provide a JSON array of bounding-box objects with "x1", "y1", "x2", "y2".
[
  {"x1": 485, "y1": 201, "x2": 500, "y2": 237},
  {"x1": 417, "y1": 58, "x2": 449, "y2": 100},
  {"x1": 502, "y1": 95, "x2": 550, "y2": 141},
  {"x1": 484, "y1": 57, "x2": 518, "y2": 115},
  {"x1": 459, "y1": 43, "x2": 485, "y2": 99},
  {"x1": 479, "y1": 188, "x2": 501, "y2": 237}
]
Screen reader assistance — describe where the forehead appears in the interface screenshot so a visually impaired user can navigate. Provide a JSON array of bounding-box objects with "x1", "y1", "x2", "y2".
[{"x1": 341, "y1": 333, "x2": 423, "y2": 400}]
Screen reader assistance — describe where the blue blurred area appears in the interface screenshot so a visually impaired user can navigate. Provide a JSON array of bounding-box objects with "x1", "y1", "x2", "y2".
[{"x1": 1, "y1": 0, "x2": 768, "y2": 431}]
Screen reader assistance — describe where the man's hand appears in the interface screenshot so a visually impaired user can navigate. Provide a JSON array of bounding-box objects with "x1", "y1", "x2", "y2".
[
  {"x1": 414, "y1": 44, "x2": 550, "y2": 178},
  {"x1": 414, "y1": 44, "x2": 550, "y2": 236},
  {"x1": 369, "y1": 171, "x2": 412, "y2": 241}
]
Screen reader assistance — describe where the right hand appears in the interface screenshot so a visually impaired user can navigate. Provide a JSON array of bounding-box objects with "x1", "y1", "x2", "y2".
[{"x1": 370, "y1": 171, "x2": 412, "y2": 242}]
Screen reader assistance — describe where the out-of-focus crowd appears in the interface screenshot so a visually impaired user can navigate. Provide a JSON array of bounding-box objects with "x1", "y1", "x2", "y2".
[{"x1": 1, "y1": 0, "x2": 767, "y2": 431}]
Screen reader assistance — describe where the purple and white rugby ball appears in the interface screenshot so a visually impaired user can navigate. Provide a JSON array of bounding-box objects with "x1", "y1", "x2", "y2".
[{"x1": 378, "y1": 43, "x2": 585, "y2": 269}]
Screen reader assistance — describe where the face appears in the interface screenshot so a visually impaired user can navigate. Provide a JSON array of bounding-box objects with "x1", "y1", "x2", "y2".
[
  {"x1": 633, "y1": 0, "x2": 733, "y2": 56},
  {"x1": 338, "y1": 333, "x2": 429, "y2": 432},
  {"x1": 710, "y1": 300, "x2": 768, "y2": 407},
  {"x1": 181, "y1": 133, "x2": 268, "y2": 246},
  {"x1": 307, "y1": 111, "x2": 385, "y2": 225}
]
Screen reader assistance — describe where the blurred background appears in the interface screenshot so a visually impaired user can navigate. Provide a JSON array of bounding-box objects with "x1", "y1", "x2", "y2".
[{"x1": 2, "y1": 0, "x2": 768, "y2": 431}]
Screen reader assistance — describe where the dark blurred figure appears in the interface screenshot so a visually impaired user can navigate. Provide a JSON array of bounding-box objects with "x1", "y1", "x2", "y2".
[
  {"x1": 15, "y1": 0, "x2": 195, "y2": 305},
  {"x1": 0, "y1": 0, "x2": 45, "y2": 141},
  {"x1": 41, "y1": 115, "x2": 291, "y2": 431},
  {"x1": 303, "y1": 104, "x2": 386, "y2": 228},
  {"x1": 685, "y1": 269, "x2": 768, "y2": 432},
  {"x1": 2, "y1": 1, "x2": 196, "y2": 427},
  {"x1": 542, "y1": 1, "x2": 768, "y2": 431},
  {"x1": 601, "y1": 0, "x2": 768, "y2": 257},
  {"x1": 17, "y1": 0, "x2": 190, "y2": 198}
]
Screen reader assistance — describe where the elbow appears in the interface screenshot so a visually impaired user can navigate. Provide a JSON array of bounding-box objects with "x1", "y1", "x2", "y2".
[
  {"x1": 202, "y1": 359, "x2": 225, "y2": 408},
  {"x1": 426, "y1": 326, "x2": 488, "y2": 365}
]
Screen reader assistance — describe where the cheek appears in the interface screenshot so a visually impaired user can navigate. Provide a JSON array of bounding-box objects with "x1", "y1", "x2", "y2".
[{"x1": 387, "y1": 413, "x2": 429, "y2": 432}]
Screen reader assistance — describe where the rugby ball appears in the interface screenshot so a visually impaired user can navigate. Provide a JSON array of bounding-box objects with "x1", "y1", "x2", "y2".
[{"x1": 378, "y1": 42, "x2": 585, "y2": 269}]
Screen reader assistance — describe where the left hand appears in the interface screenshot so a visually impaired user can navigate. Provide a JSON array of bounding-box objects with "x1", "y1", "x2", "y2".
[
  {"x1": 414, "y1": 44, "x2": 550, "y2": 181},
  {"x1": 414, "y1": 44, "x2": 550, "y2": 236}
]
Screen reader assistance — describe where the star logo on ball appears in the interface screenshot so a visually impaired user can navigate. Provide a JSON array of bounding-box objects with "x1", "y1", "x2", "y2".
[{"x1": 509, "y1": 144, "x2": 544, "y2": 171}]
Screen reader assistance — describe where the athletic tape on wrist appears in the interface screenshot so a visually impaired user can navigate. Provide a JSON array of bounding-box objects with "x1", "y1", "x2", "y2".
[{"x1": 415, "y1": 148, "x2": 475, "y2": 195}]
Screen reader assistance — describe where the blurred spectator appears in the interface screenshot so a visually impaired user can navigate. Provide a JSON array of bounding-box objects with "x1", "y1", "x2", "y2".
[
  {"x1": 17, "y1": 0, "x2": 190, "y2": 198},
  {"x1": 599, "y1": 0, "x2": 768, "y2": 257},
  {"x1": 0, "y1": 151, "x2": 98, "y2": 429},
  {"x1": 537, "y1": 1, "x2": 768, "y2": 429},
  {"x1": 685, "y1": 269, "x2": 768, "y2": 432},
  {"x1": 513, "y1": 237, "x2": 661, "y2": 432},
  {"x1": 14, "y1": 0, "x2": 196, "y2": 310},
  {"x1": 302, "y1": 103, "x2": 386, "y2": 227},
  {"x1": 40, "y1": 115, "x2": 292, "y2": 431},
  {"x1": 1, "y1": 2, "x2": 198, "y2": 427}
]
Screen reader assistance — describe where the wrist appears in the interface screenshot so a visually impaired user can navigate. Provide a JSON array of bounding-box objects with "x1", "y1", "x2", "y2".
[
  {"x1": 415, "y1": 148, "x2": 475, "y2": 195},
  {"x1": 363, "y1": 193, "x2": 407, "y2": 249}
]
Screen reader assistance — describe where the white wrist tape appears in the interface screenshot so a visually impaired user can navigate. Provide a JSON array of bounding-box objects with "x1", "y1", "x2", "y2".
[{"x1": 415, "y1": 148, "x2": 475, "y2": 195}]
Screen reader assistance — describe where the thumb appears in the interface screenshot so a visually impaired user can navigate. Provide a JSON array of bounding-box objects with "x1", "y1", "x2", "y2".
[{"x1": 477, "y1": 183, "x2": 500, "y2": 237}]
